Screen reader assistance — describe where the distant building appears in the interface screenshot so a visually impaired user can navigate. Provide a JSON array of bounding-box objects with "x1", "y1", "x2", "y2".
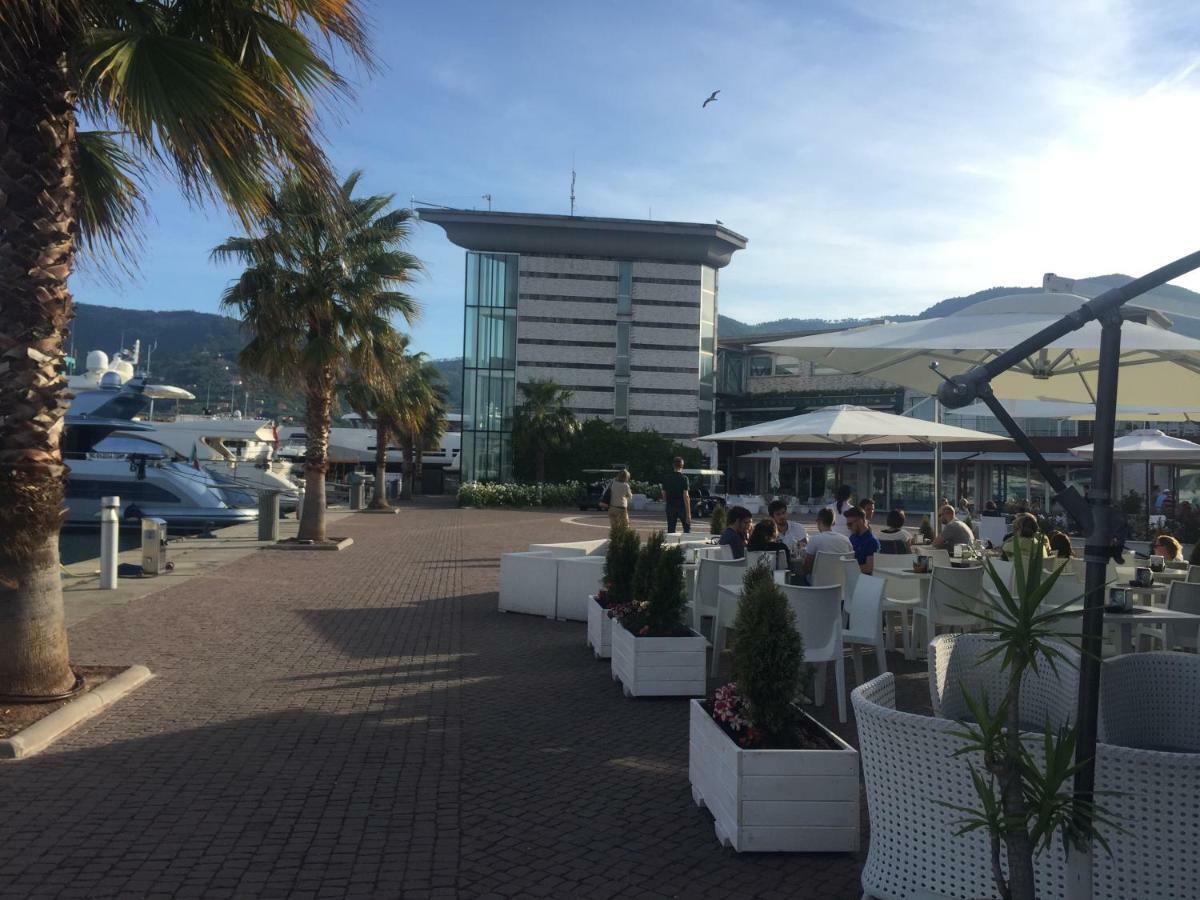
[{"x1": 419, "y1": 209, "x2": 746, "y2": 482}]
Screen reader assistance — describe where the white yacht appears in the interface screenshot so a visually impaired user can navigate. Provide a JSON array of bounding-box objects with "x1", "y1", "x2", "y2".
[
  {"x1": 66, "y1": 381, "x2": 258, "y2": 532},
  {"x1": 67, "y1": 342, "x2": 300, "y2": 509},
  {"x1": 276, "y1": 413, "x2": 461, "y2": 471}
]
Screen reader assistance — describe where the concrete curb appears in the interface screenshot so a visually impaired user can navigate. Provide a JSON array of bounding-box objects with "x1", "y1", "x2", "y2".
[
  {"x1": 357, "y1": 508, "x2": 401, "y2": 515},
  {"x1": 0, "y1": 665, "x2": 154, "y2": 761},
  {"x1": 266, "y1": 537, "x2": 354, "y2": 552}
]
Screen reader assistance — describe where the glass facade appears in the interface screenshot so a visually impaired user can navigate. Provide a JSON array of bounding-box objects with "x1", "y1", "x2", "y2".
[
  {"x1": 698, "y1": 267, "x2": 717, "y2": 436},
  {"x1": 614, "y1": 262, "x2": 632, "y2": 426},
  {"x1": 462, "y1": 252, "x2": 518, "y2": 482}
]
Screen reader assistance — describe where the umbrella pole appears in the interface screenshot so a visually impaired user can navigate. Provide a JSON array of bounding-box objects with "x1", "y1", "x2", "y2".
[
  {"x1": 1067, "y1": 314, "x2": 1123, "y2": 900},
  {"x1": 933, "y1": 398, "x2": 943, "y2": 534}
]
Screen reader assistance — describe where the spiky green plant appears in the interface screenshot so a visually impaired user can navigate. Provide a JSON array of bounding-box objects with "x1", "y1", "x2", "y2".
[
  {"x1": 943, "y1": 539, "x2": 1117, "y2": 900},
  {"x1": 731, "y1": 564, "x2": 805, "y2": 738}
]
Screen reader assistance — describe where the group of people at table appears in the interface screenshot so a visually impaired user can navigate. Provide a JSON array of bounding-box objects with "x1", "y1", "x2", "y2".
[{"x1": 712, "y1": 484, "x2": 1192, "y2": 583}]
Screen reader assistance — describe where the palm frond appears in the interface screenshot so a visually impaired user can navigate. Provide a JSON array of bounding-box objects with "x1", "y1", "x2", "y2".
[{"x1": 75, "y1": 129, "x2": 147, "y2": 263}]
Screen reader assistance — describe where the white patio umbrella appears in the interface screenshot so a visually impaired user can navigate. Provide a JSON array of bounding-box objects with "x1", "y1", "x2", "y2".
[
  {"x1": 1070, "y1": 429, "x2": 1200, "y2": 529},
  {"x1": 697, "y1": 404, "x2": 1007, "y2": 446},
  {"x1": 757, "y1": 292, "x2": 1200, "y2": 405},
  {"x1": 768, "y1": 445, "x2": 781, "y2": 491}
]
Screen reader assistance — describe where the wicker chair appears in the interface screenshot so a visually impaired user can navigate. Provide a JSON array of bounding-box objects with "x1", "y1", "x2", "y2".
[
  {"x1": 927, "y1": 633, "x2": 1079, "y2": 730},
  {"x1": 1099, "y1": 651, "x2": 1200, "y2": 752},
  {"x1": 855, "y1": 672, "x2": 1200, "y2": 899}
]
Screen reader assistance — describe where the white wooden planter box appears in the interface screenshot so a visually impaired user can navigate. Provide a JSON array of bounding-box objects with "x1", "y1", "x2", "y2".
[
  {"x1": 586, "y1": 596, "x2": 613, "y2": 659},
  {"x1": 610, "y1": 622, "x2": 707, "y2": 697},
  {"x1": 687, "y1": 699, "x2": 860, "y2": 853}
]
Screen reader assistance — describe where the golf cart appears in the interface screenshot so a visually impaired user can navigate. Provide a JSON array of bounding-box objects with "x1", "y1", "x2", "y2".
[{"x1": 683, "y1": 468, "x2": 725, "y2": 518}]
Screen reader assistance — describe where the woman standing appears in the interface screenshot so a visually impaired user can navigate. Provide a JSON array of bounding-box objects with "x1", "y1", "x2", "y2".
[
  {"x1": 604, "y1": 470, "x2": 634, "y2": 531},
  {"x1": 826, "y1": 484, "x2": 854, "y2": 536}
]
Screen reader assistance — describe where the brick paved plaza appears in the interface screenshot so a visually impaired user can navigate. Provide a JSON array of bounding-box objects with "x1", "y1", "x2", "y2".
[{"x1": 0, "y1": 503, "x2": 909, "y2": 899}]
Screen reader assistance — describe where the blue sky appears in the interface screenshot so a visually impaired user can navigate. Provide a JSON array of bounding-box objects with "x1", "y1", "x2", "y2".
[{"x1": 72, "y1": 0, "x2": 1200, "y2": 359}]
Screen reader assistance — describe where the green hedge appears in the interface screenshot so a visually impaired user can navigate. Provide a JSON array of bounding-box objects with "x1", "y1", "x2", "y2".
[{"x1": 457, "y1": 481, "x2": 584, "y2": 508}]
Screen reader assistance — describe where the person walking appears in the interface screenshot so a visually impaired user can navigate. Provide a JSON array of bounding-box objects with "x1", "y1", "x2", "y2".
[
  {"x1": 826, "y1": 484, "x2": 854, "y2": 536},
  {"x1": 602, "y1": 469, "x2": 633, "y2": 531},
  {"x1": 661, "y1": 456, "x2": 692, "y2": 534}
]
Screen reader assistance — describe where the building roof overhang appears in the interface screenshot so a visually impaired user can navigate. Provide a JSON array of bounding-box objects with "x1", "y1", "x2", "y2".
[{"x1": 418, "y1": 208, "x2": 747, "y2": 268}]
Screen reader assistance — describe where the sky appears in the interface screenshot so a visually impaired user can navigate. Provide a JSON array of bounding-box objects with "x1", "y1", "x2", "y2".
[{"x1": 72, "y1": 0, "x2": 1200, "y2": 359}]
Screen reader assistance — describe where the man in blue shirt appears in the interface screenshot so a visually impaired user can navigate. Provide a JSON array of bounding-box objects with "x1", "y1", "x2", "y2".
[
  {"x1": 718, "y1": 505, "x2": 753, "y2": 560},
  {"x1": 844, "y1": 505, "x2": 880, "y2": 575}
]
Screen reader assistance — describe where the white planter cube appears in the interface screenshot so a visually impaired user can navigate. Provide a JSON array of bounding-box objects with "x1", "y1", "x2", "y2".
[
  {"x1": 687, "y1": 699, "x2": 860, "y2": 853},
  {"x1": 587, "y1": 596, "x2": 613, "y2": 659},
  {"x1": 610, "y1": 621, "x2": 707, "y2": 697}
]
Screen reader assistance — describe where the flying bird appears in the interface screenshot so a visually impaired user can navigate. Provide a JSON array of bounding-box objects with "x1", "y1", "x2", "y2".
[{"x1": 702, "y1": 90, "x2": 720, "y2": 108}]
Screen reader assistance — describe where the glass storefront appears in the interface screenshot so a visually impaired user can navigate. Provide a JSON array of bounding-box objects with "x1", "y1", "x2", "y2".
[{"x1": 462, "y1": 252, "x2": 518, "y2": 482}]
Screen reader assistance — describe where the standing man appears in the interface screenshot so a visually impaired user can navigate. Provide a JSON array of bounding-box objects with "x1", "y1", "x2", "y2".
[
  {"x1": 845, "y1": 505, "x2": 881, "y2": 575},
  {"x1": 859, "y1": 497, "x2": 876, "y2": 525},
  {"x1": 662, "y1": 456, "x2": 692, "y2": 534}
]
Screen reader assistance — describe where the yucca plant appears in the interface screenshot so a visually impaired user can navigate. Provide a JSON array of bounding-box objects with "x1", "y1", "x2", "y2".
[{"x1": 944, "y1": 540, "x2": 1117, "y2": 900}]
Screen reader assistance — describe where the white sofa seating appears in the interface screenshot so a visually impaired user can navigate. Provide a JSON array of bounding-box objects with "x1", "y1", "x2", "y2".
[
  {"x1": 499, "y1": 551, "x2": 560, "y2": 618},
  {"x1": 528, "y1": 539, "x2": 608, "y2": 557},
  {"x1": 555, "y1": 555, "x2": 606, "y2": 622}
]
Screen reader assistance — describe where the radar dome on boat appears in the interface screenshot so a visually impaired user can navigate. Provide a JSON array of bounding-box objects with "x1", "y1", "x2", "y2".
[
  {"x1": 100, "y1": 371, "x2": 123, "y2": 389},
  {"x1": 86, "y1": 350, "x2": 109, "y2": 372}
]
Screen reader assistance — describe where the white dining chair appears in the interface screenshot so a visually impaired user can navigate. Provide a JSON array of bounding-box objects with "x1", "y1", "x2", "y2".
[
  {"x1": 1137, "y1": 581, "x2": 1200, "y2": 652},
  {"x1": 913, "y1": 564, "x2": 986, "y2": 648},
  {"x1": 691, "y1": 557, "x2": 746, "y2": 637},
  {"x1": 843, "y1": 573, "x2": 888, "y2": 684},
  {"x1": 810, "y1": 550, "x2": 848, "y2": 592},
  {"x1": 781, "y1": 583, "x2": 847, "y2": 722},
  {"x1": 1187, "y1": 565, "x2": 1200, "y2": 584},
  {"x1": 840, "y1": 557, "x2": 861, "y2": 608},
  {"x1": 744, "y1": 549, "x2": 785, "y2": 571}
]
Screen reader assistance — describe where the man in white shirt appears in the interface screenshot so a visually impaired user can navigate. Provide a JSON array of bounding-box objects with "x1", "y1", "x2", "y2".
[
  {"x1": 768, "y1": 499, "x2": 807, "y2": 559},
  {"x1": 803, "y1": 507, "x2": 853, "y2": 578}
]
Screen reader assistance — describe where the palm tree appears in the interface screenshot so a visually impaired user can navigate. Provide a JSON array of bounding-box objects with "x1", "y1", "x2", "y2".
[
  {"x1": 342, "y1": 371, "x2": 402, "y2": 511},
  {"x1": 394, "y1": 357, "x2": 448, "y2": 501},
  {"x1": 216, "y1": 174, "x2": 421, "y2": 541},
  {"x1": 513, "y1": 379, "x2": 578, "y2": 483},
  {"x1": 0, "y1": 1, "x2": 370, "y2": 700}
]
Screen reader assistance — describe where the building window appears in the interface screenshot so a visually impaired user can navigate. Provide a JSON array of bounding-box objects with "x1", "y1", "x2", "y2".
[
  {"x1": 773, "y1": 355, "x2": 801, "y2": 376},
  {"x1": 750, "y1": 354, "x2": 773, "y2": 377},
  {"x1": 615, "y1": 322, "x2": 630, "y2": 377},
  {"x1": 462, "y1": 252, "x2": 518, "y2": 482},
  {"x1": 614, "y1": 382, "x2": 629, "y2": 424},
  {"x1": 617, "y1": 261, "x2": 632, "y2": 315}
]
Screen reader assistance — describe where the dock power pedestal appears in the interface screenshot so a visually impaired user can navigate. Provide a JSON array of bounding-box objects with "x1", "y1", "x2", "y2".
[{"x1": 141, "y1": 517, "x2": 169, "y2": 575}]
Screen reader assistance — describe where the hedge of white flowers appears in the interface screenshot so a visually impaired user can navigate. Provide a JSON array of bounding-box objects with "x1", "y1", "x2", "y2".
[{"x1": 457, "y1": 481, "x2": 585, "y2": 508}]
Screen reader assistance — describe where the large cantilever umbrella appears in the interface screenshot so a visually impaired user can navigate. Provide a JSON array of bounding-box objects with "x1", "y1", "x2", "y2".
[
  {"x1": 1071, "y1": 429, "x2": 1200, "y2": 527},
  {"x1": 756, "y1": 292, "x2": 1200, "y2": 405},
  {"x1": 951, "y1": 398, "x2": 1200, "y2": 422}
]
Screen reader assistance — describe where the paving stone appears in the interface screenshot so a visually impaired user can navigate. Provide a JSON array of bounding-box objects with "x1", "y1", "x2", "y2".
[{"x1": 0, "y1": 503, "x2": 898, "y2": 898}]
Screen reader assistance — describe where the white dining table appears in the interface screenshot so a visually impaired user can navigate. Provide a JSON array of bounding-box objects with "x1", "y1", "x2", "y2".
[{"x1": 1065, "y1": 602, "x2": 1200, "y2": 653}]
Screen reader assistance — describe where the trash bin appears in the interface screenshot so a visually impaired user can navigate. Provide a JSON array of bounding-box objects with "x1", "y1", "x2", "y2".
[{"x1": 348, "y1": 471, "x2": 374, "y2": 510}]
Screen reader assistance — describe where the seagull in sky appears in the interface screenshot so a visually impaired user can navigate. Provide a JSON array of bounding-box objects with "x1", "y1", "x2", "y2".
[{"x1": 702, "y1": 90, "x2": 720, "y2": 108}]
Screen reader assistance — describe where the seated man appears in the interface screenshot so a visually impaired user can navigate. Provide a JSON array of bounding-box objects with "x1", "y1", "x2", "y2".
[
  {"x1": 932, "y1": 503, "x2": 974, "y2": 556},
  {"x1": 768, "y1": 499, "x2": 807, "y2": 560},
  {"x1": 845, "y1": 504, "x2": 880, "y2": 575},
  {"x1": 718, "y1": 505, "x2": 754, "y2": 560},
  {"x1": 802, "y1": 507, "x2": 853, "y2": 578}
]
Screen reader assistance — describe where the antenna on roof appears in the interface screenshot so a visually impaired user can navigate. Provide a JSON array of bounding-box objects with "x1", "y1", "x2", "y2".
[
  {"x1": 570, "y1": 154, "x2": 576, "y2": 216},
  {"x1": 482, "y1": 193, "x2": 492, "y2": 211}
]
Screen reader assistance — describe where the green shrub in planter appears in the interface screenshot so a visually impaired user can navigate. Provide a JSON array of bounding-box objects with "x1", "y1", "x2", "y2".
[
  {"x1": 632, "y1": 531, "x2": 665, "y2": 605},
  {"x1": 710, "y1": 503, "x2": 727, "y2": 535},
  {"x1": 731, "y1": 564, "x2": 805, "y2": 739},
  {"x1": 602, "y1": 527, "x2": 641, "y2": 606},
  {"x1": 644, "y1": 544, "x2": 687, "y2": 634}
]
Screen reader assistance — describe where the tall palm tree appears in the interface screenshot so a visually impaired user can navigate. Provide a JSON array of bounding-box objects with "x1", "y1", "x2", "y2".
[
  {"x1": 394, "y1": 356, "x2": 447, "y2": 501},
  {"x1": 216, "y1": 174, "x2": 421, "y2": 540},
  {"x1": 0, "y1": 1, "x2": 370, "y2": 700},
  {"x1": 343, "y1": 335, "x2": 413, "y2": 511},
  {"x1": 513, "y1": 379, "x2": 578, "y2": 483}
]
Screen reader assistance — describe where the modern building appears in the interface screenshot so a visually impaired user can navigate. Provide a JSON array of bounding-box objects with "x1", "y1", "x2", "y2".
[{"x1": 419, "y1": 209, "x2": 747, "y2": 482}]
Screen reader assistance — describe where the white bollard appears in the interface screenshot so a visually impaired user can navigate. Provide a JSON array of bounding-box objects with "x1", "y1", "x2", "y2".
[{"x1": 100, "y1": 495, "x2": 120, "y2": 590}]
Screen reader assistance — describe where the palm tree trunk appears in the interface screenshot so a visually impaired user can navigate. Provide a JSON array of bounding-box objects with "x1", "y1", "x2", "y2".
[
  {"x1": 0, "y1": 27, "x2": 80, "y2": 699},
  {"x1": 401, "y1": 441, "x2": 415, "y2": 501},
  {"x1": 999, "y1": 680, "x2": 1036, "y2": 900},
  {"x1": 370, "y1": 419, "x2": 389, "y2": 509},
  {"x1": 299, "y1": 369, "x2": 333, "y2": 541},
  {"x1": 413, "y1": 442, "x2": 425, "y2": 496}
]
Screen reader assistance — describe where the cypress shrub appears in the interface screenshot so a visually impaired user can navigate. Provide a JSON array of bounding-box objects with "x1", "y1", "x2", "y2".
[
  {"x1": 731, "y1": 564, "x2": 805, "y2": 739},
  {"x1": 709, "y1": 503, "x2": 727, "y2": 535},
  {"x1": 632, "y1": 531, "x2": 665, "y2": 602},
  {"x1": 603, "y1": 528, "x2": 641, "y2": 606},
  {"x1": 645, "y1": 544, "x2": 688, "y2": 634}
]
